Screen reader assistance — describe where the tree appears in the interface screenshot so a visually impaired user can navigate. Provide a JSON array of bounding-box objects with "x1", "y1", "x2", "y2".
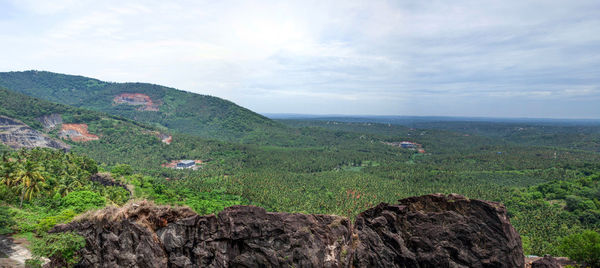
[
  {"x1": 111, "y1": 164, "x2": 133, "y2": 177},
  {"x1": 559, "y1": 230, "x2": 600, "y2": 267},
  {"x1": 0, "y1": 156, "x2": 18, "y2": 186},
  {"x1": 13, "y1": 161, "x2": 46, "y2": 208}
]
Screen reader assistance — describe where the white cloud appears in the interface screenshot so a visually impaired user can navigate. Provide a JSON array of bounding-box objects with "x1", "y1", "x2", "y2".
[{"x1": 0, "y1": 0, "x2": 599, "y2": 118}]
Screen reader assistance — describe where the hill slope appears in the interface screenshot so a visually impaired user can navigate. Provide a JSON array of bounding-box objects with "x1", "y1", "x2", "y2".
[
  {"x1": 0, "y1": 71, "x2": 282, "y2": 142},
  {"x1": 0, "y1": 87, "x2": 242, "y2": 170}
]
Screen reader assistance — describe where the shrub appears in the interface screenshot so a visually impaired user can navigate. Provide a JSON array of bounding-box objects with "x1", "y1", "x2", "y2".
[
  {"x1": 111, "y1": 164, "x2": 133, "y2": 177},
  {"x1": 62, "y1": 191, "x2": 105, "y2": 213},
  {"x1": 31, "y1": 232, "x2": 86, "y2": 267},
  {"x1": 0, "y1": 206, "x2": 15, "y2": 234},
  {"x1": 101, "y1": 186, "x2": 130, "y2": 206},
  {"x1": 559, "y1": 230, "x2": 600, "y2": 267},
  {"x1": 36, "y1": 209, "x2": 77, "y2": 233},
  {"x1": 9, "y1": 208, "x2": 43, "y2": 233}
]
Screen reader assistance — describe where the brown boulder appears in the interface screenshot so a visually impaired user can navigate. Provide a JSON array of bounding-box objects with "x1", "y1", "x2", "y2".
[
  {"x1": 352, "y1": 193, "x2": 524, "y2": 267},
  {"x1": 530, "y1": 255, "x2": 561, "y2": 268},
  {"x1": 89, "y1": 173, "x2": 131, "y2": 196},
  {"x1": 51, "y1": 201, "x2": 196, "y2": 267},
  {"x1": 157, "y1": 205, "x2": 352, "y2": 267},
  {"x1": 51, "y1": 194, "x2": 525, "y2": 267}
]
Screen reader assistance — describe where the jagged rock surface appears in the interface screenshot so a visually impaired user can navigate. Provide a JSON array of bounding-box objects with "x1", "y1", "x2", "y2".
[
  {"x1": 51, "y1": 201, "x2": 197, "y2": 268},
  {"x1": 51, "y1": 194, "x2": 525, "y2": 268},
  {"x1": 0, "y1": 115, "x2": 70, "y2": 151},
  {"x1": 89, "y1": 173, "x2": 131, "y2": 196},
  {"x1": 37, "y1": 114, "x2": 63, "y2": 130},
  {"x1": 530, "y1": 255, "x2": 560, "y2": 268},
  {"x1": 157, "y1": 205, "x2": 352, "y2": 268},
  {"x1": 352, "y1": 193, "x2": 524, "y2": 268}
]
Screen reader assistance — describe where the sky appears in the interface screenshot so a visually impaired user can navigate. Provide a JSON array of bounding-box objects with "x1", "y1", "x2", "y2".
[{"x1": 0, "y1": 0, "x2": 599, "y2": 118}]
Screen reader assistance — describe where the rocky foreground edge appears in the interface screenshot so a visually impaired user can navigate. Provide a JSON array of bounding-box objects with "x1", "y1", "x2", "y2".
[{"x1": 51, "y1": 193, "x2": 524, "y2": 267}]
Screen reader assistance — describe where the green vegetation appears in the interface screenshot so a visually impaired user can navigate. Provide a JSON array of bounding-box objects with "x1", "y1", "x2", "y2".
[
  {"x1": 0, "y1": 206, "x2": 15, "y2": 234},
  {"x1": 0, "y1": 149, "x2": 118, "y2": 227},
  {"x1": 281, "y1": 118, "x2": 600, "y2": 152},
  {"x1": 31, "y1": 232, "x2": 86, "y2": 267},
  {"x1": 0, "y1": 71, "x2": 288, "y2": 142},
  {"x1": 559, "y1": 230, "x2": 600, "y2": 267},
  {"x1": 0, "y1": 148, "x2": 246, "y2": 264},
  {"x1": 0, "y1": 149, "x2": 119, "y2": 263},
  {"x1": 1, "y1": 76, "x2": 600, "y2": 262},
  {"x1": 134, "y1": 176, "x2": 245, "y2": 215},
  {"x1": 61, "y1": 191, "x2": 106, "y2": 213}
]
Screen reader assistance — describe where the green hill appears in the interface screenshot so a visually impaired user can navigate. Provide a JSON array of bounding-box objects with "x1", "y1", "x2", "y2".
[
  {"x1": 0, "y1": 87, "x2": 245, "y2": 172},
  {"x1": 0, "y1": 70, "x2": 283, "y2": 142}
]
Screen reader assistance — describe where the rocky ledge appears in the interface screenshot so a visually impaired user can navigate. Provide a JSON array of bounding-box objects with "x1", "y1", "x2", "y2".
[
  {"x1": 0, "y1": 115, "x2": 70, "y2": 151},
  {"x1": 51, "y1": 194, "x2": 524, "y2": 267}
]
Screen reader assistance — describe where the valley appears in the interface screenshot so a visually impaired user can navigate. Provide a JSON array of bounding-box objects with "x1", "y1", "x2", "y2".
[{"x1": 0, "y1": 73, "x2": 599, "y2": 266}]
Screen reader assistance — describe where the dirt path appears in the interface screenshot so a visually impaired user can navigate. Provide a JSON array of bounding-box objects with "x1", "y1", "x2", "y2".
[{"x1": 0, "y1": 235, "x2": 31, "y2": 267}]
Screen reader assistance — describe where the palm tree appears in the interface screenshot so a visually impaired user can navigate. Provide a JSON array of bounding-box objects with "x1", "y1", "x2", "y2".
[
  {"x1": 0, "y1": 156, "x2": 18, "y2": 187},
  {"x1": 13, "y1": 160, "x2": 46, "y2": 208},
  {"x1": 55, "y1": 174, "x2": 83, "y2": 197}
]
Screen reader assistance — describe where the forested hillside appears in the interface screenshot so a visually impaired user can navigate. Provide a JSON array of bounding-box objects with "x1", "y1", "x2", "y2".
[
  {"x1": 0, "y1": 71, "x2": 285, "y2": 142},
  {"x1": 0, "y1": 87, "x2": 248, "y2": 171}
]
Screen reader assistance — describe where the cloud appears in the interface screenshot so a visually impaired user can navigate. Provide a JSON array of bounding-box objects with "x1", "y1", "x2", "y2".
[{"x1": 0, "y1": 0, "x2": 599, "y2": 118}]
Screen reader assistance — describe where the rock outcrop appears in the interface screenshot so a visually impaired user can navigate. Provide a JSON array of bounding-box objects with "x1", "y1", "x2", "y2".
[
  {"x1": 89, "y1": 173, "x2": 131, "y2": 196},
  {"x1": 0, "y1": 115, "x2": 70, "y2": 151},
  {"x1": 51, "y1": 194, "x2": 525, "y2": 267},
  {"x1": 352, "y1": 194, "x2": 524, "y2": 267},
  {"x1": 530, "y1": 255, "x2": 560, "y2": 268},
  {"x1": 37, "y1": 114, "x2": 63, "y2": 130},
  {"x1": 52, "y1": 202, "x2": 197, "y2": 268}
]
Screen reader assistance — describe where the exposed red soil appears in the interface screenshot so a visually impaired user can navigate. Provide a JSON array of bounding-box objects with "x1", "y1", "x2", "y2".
[
  {"x1": 113, "y1": 93, "x2": 159, "y2": 111},
  {"x1": 144, "y1": 131, "x2": 172, "y2": 144},
  {"x1": 161, "y1": 161, "x2": 177, "y2": 168},
  {"x1": 60, "y1": 124, "x2": 99, "y2": 142}
]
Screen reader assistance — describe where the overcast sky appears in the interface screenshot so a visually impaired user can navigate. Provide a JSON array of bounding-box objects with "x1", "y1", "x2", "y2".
[{"x1": 1, "y1": 0, "x2": 599, "y2": 118}]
